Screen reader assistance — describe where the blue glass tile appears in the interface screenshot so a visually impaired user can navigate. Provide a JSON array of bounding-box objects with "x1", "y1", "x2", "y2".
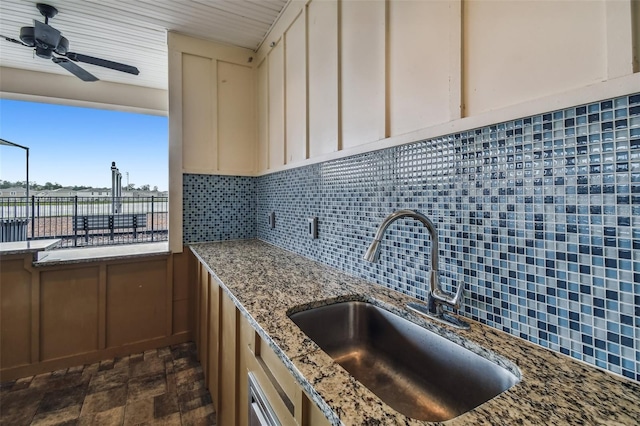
[{"x1": 240, "y1": 92, "x2": 640, "y2": 380}]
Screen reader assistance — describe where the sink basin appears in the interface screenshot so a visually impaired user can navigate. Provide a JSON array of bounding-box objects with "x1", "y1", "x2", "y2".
[{"x1": 289, "y1": 301, "x2": 520, "y2": 421}]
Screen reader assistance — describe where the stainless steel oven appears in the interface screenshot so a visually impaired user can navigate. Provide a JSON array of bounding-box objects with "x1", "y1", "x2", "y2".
[{"x1": 248, "y1": 372, "x2": 281, "y2": 426}]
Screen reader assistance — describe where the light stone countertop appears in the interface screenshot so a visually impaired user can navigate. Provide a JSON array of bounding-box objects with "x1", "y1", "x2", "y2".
[
  {"x1": 190, "y1": 239, "x2": 640, "y2": 426},
  {"x1": 0, "y1": 238, "x2": 61, "y2": 256},
  {"x1": 33, "y1": 241, "x2": 170, "y2": 266}
]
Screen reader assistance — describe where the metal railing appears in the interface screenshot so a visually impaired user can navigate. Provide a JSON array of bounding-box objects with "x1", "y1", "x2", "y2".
[{"x1": 0, "y1": 196, "x2": 168, "y2": 248}]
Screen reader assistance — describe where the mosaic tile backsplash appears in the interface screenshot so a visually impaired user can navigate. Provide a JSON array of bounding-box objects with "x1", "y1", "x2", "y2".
[
  {"x1": 185, "y1": 93, "x2": 640, "y2": 381},
  {"x1": 183, "y1": 174, "x2": 256, "y2": 243}
]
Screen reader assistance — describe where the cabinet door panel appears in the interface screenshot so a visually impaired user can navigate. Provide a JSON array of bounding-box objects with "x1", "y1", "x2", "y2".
[
  {"x1": 257, "y1": 59, "x2": 269, "y2": 172},
  {"x1": 237, "y1": 311, "x2": 255, "y2": 426},
  {"x1": 285, "y1": 11, "x2": 308, "y2": 164},
  {"x1": 106, "y1": 261, "x2": 166, "y2": 347},
  {"x1": 388, "y1": 0, "x2": 450, "y2": 136},
  {"x1": 199, "y1": 264, "x2": 209, "y2": 381},
  {"x1": 182, "y1": 54, "x2": 215, "y2": 171},
  {"x1": 41, "y1": 268, "x2": 99, "y2": 360},
  {"x1": 219, "y1": 291, "x2": 237, "y2": 425},
  {"x1": 341, "y1": 0, "x2": 386, "y2": 149},
  {"x1": 268, "y1": 41, "x2": 286, "y2": 169},
  {"x1": 207, "y1": 275, "x2": 220, "y2": 409},
  {"x1": 464, "y1": 0, "x2": 604, "y2": 115},
  {"x1": 0, "y1": 259, "x2": 32, "y2": 369},
  {"x1": 308, "y1": 0, "x2": 338, "y2": 157},
  {"x1": 218, "y1": 61, "x2": 256, "y2": 174}
]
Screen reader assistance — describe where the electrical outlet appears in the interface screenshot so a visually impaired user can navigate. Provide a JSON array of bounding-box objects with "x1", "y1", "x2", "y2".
[
  {"x1": 268, "y1": 212, "x2": 276, "y2": 229},
  {"x1": 308, "y1": 217, "x2": 318, "y2": 239}
]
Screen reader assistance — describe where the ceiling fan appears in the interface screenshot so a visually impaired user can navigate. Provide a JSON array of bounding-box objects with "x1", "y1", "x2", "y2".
[{"x1": 1, "y1": 3, "x2": 139, "y2": 82}]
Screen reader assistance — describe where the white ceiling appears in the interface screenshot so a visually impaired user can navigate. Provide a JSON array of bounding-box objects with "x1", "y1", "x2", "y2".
[{"x1": 0, "y1": 0, "x2": 289, "y2": 90}]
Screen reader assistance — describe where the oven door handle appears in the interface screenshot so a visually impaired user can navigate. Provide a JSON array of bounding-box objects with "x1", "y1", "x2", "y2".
[
  {"x1": 250, "y1": 401, "x2": 271, "y2": 426},
  {"x1": 248, "y1": 372, "x2": 281, "y2": 426}
]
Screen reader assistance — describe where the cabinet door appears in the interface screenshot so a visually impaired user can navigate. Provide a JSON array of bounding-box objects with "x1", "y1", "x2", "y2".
[
  {"x1": 198, "y1": 264, "x2": 209, "y2": 381},
  {"x1": 182, "y1": 54, "x2": 216, "y2": 172},
  {"x1": 388, "y1": 0, "x2": 451, "y2": 136},
  {"x1": 268, "y1": 40, "x2": 286, "y2": 169},
  {"x1": 257, "y1": 58, "x2": 269, "y2": 173},
  {"x1": 194, "y1": 263, "x2": 201, "y2": 358},
  {"x1": 176, "y1": 36, "x2": 257, "y2": 176},
  {"x1": 207, "y1": 275, "x2": 221, "y2": 409},
  {"x1": 341, "y1": 0, "x2": 386, "y2": 149},
  {"x1": 217, "y1": 61, "x2": 256, "y2": 175},
  {"x1": 308, "y1": 0, "x2": 339, "y2": 157},
  {"x1": 285, "y1": 10, "x2": 308, "y2": 164},
  {"x1": 0, "y1": 259, "x2": 32, "y2": 369},
  {"x1": 237, "y1": 309, "x2": 255, "y2": 426},
  {"x1": 219, "y1": 289, "x2": 238, "y2": 425}
]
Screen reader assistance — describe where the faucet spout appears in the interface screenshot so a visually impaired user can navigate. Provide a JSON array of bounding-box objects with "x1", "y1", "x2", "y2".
[
  {"x1": 364, "y1": 209, "x2": 469, "y2": 329},
  {"x1": 363, "y1": 210, "x2": 439, "y2": 273}
]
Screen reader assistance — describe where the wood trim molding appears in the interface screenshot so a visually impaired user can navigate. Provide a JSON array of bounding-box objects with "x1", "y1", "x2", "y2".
[{"x1": 0, "y1": 67, "x2": 167, "y2": 115}]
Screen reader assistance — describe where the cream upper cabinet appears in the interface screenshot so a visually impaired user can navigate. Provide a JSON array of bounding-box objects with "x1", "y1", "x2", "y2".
[
  {"x1": 268, "y1": 40, "x2": 286, "y2": 170},
  {"x1": 307, "y1": 0, "x2": 339, "y2": 157},
  {"x1": 388, "y1": 0, "x2": 453, "y2": 137},
  {"x1": 257, "y1": 58, "x2": 269, "y2": 172},
  {"x1": 169, "y1": 32, "x2": 256, "y2": 176},
  {"x1": 181, "y1": 54, "x2": 216, "y2": 172},
  {"x1": 341, "y1": 0, "x2": 386, "y2": 149},
  {"x1": 175, "y1": 0, "x2": 639, "y2": 176},
  {"x1": 463, "y1": 0, "x2": 607, "y2": 116},
  {"x1": 217, "y1": 61, "x2": 256, "y2": 175},
  {"x1": 285, "y1": 10, "x2": 308, "y2": 164}
]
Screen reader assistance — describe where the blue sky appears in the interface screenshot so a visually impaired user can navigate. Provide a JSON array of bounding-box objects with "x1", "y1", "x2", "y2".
[{"x1": 0, "y1": 99, "x2": 168, "y2": 190}]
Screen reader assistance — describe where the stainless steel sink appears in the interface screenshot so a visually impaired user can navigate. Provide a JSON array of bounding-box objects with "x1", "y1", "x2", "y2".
[{"x1": 289, "y1": 301, "x2": 520, "y2": 422}]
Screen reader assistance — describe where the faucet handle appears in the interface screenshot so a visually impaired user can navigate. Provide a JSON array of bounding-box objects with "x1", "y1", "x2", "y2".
[{"x1": 430, "y1": 271, "x2": 464, "y2": 310}]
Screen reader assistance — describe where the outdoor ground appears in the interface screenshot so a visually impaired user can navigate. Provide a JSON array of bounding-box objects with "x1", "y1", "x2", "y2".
[{"x1": 0, "y1": 342, "x2": 215, "y2": 425}]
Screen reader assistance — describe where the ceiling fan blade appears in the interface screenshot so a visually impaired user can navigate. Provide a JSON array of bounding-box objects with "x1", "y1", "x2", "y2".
[
  {"x1": 66, "y1": 52, "x2": 139, "y2": 75},
  {"x1": 1, "y1": 34, "x2": 28, "y2": 46},
  {"x1": 52, "y1": 57, "x2": 98, "y2": 82}
]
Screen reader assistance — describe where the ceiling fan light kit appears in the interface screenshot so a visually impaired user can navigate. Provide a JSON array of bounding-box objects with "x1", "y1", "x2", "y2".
[{"x1": 1, "y1": 3, "x2": 139, "y2": 82}]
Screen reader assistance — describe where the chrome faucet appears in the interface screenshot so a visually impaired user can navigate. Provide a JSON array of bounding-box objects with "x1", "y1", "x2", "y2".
[{"x1": 364, "y1": 209, "x2": 469, "y2": 329}]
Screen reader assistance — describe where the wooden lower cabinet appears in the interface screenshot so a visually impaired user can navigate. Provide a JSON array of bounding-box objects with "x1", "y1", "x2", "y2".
[
  {"x1": 197, "y1": 262, "x2": 328, "y2": 426},
  {"x1": 238, "y1": 312, "x2": 328, "y2": 426},
  {"x1": 0, "y1": 252, "x2": 190, "y2": 382}
]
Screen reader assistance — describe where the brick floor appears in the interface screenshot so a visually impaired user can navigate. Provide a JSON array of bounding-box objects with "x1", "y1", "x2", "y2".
[{"x1": 0, "y1": 342, "x2": 215, "y2": 425}]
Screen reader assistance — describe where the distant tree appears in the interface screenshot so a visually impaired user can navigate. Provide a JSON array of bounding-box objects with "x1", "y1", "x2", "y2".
[
  {"x1": 0, "y1": 180, "x2": 27, "y2": 188},
  {"x1": 139, "y1": 184, "x2": 150, "y2": 191},
  {"x1": 42, "y1": 182, "x2": 62, "y2": 190},
  {"x1": 153, "y1": 186, "x2": 158, "y2": 192}
]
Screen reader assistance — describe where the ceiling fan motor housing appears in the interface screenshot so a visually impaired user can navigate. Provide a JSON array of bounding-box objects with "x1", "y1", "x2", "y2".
[
  {"x1": 19, "y1": 26, "x2": 35, "y2": 46},
  {"x1": 55, "y1": 36, "x2": 68, "y2": 55},
  {"x1": 36, "y1": 3, "x2": 58, "y2": 20},
  {"x1": 4, "y1": 3, "x2": 140, "y2": 81}
]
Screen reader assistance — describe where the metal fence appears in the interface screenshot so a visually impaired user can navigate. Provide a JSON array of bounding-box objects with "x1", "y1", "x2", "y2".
[{"x1": 0, "y1": 196, "x2": 168, "y2": 248}]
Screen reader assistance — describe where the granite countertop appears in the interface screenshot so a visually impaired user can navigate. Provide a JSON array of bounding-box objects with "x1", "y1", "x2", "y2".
[
  {"x1": 190, "y1": 240, "x2": 640, "y2": 425},
  {"x1": 0, "y1": 238, "x2": 61, "y2": 256}
]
